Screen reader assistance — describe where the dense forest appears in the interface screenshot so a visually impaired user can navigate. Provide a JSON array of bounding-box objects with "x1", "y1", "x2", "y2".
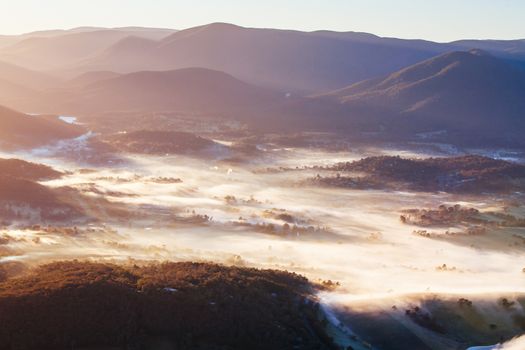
[
  {"x1": 312, "y1": 155, "x2": 525, "y2": 193},
  {"x1": 0, "y1": 261, "x2": 336, "y2": 350}
]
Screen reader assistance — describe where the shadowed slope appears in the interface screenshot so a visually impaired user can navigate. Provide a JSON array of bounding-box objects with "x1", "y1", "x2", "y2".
[
  {"x1": 58, "y1": 67, "x2": 285, "y2": 118},
  {"x1": 0, "y1": 105, "x2": 84, "y2": 150},
  {"x1": 0, "y1": 261, "x2": 335, "y2": 350},
  {"x1": 316, "y1": 50, "x2": 525, "y2": 144}
]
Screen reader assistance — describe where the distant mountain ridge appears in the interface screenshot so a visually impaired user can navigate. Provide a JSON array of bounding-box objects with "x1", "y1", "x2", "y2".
[
  {"x1": 64, "y1": 23, "x2": 525, "y2": 93},
  {"x1": 4, "y1": 49, "x2": 524, "y2": 147},
  {"x1": 313, "y1": 49, "x2": 525, "y2": 145},
  {"x1": 76, "y1": 22, "x2": 448, "y2": 92},
  {"x1": 1, "y1": 23, "x2": 524, "y2": 93},
  {"x1": 50, "y1": 67, "x2": 286, "y2": 117},
  {"x1": 0, "y1": 24, "x2": 524, "y2": 147},
  {"x1": 0, "y1": 27, "x2": 176, "y2": 71}
]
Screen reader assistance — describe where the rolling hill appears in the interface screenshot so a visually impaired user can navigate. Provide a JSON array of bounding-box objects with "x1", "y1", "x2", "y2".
[
  {"x1": 0, "y1": 60, "x2": 59, "y2": 89},
  {"x1": 0, "y1": 27, "x2": 176, "y2": 71},
  {"x1": 313, "y1": 155, "x2": 525, "y2": 193},
  {"x1": 65, "y1": 70, "x2": 121, "y2": 87},
  {"x1": 0, "y1": 261, "x2": 334, "y2": 350},
  {"x1": 0, "y1": 158, "x2": 62, "y2": 180},
  {"x1": 54, "y1": 67, "x2": 286, "y2": 118},
  {"x1": 0, "y1": 105, "x2": 84, "y2": 150},
  {"x1": 0, "y1": 158, "x2": 84, "y2": 222},
  {"x1": 0, "y1": 60, "x2": 60, "y2": 108},
  {"x1": 106, "y1": 130, "x2": 218, "y2": 155},
  {"x1": 0, "y1": 78, "x2": 40, "y2": 109},
  {"x1": 315, "y1": 49, "x2": 525, "y2": 145}
]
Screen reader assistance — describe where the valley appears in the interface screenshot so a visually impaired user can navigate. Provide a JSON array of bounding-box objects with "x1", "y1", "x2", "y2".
[
  {"x1": 0, "y1": 14, "x2": 524, "y2": 349},
  {"x1": 1, "y1": 113, "x2": 524, "y2": 349}
]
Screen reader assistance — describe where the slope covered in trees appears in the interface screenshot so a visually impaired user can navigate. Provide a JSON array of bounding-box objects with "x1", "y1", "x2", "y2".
[
  {"x1": 106, "y1": 130, "x2": 218, "y2": 155},
  {"x1": 0, "y1": 105, "x2": 84, "y2": 150},
  {"x1": 0, "y1": 261, "x2": 335, "y2": 350},
  {"x1": 316, "y1": 50, "x2": 525, "y2": 145},
  {"x1": 312, "y1": 155, "x2": 525, "y2": 193}
]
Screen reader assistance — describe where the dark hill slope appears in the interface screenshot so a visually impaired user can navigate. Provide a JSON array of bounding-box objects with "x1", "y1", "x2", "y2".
[
  {"x1": 0, "y1": 261, "x2": 335, "y2": 350},
  {"x1": 0, "y1": 159, "x2": 82, "y2": 222},
  {"x1": 0, "y1": 158, "x2": 62, "y2": 180},
  {"x1": 0, "y1": 105, "x2": 84, "y2": 150},
  {"x1": 312, "y1": 155, "x2": 525, "y2": 193},
  {"x1": 316, "y1": 50, "x2": 525, "y2": 145},
  {"x1": 56, "y1": 67, "x2": 285, "y2": 118},
  {"x1": 105, "y1": 130, "x2": 217, "y2": 155}
]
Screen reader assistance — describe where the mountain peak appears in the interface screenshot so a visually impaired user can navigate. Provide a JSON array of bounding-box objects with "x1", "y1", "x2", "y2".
[
  {"x1": 203, "y1": 22, "x2": 243, "y2": 31},
  {"x1": 317, "y1": 48, "x2": 525, "y2": 144},
  {"x1": 159, "y1": 22, "x2": 243, "y2": 45}
]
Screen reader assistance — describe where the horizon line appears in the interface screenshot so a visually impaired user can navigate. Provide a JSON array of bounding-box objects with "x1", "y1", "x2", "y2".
[{"x1": 2, "y1": 22, "x2": 525, "y2": 43}]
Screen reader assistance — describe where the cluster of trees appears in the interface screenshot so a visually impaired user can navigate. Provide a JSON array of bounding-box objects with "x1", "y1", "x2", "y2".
[
  {"x1": 317, "y1": 155, "x2": 525, "y2": 193},
  {"x1": 149, "y1": 177, "x2": 183, "y2": 184},
  {"x1": 400, "y1": 204, "x2": 481, "y2": 227},
  {"x1": 412, "y1": 227, "x2": 486, "y2": 239},
  {"x1": 457, "y1": 298, "x2": 473, "y2": 308},
  {"x1": 233, "y1": 220, "x2": 331, "y2": 238},
  {"x1": 0, "y1": 262, "x2": 25, "y2": 283},
  {"x1": 435, "y1": 263, "x2": 458, "y2": 272},
  {"x1": 176, "y1": 210, "x2": 213, "y2": 224},
  {"x1": 392, "y1": 296, "x2": 525, "y2": 347},
  {"x1": 0, "y1": 261, "x2": 337, "y2": 350},
  {"x1": 107, "y1": 130, "x2": 215, "y2": 155},
  {"x1": 404, "y1": 306, "x2": 445, "y2": 334},
  {"x1": 262, "y1": 209, "x2": 301, "y2": 224},
  {"x1": 307, "y1": 173, "x2": 377, "y2": 191},
  {"x1": 223, "y1": 195, "x2": 262, "y2": 205},
  {"x1": 403, "y1": 203, "x2": 525, "y2": 241}
]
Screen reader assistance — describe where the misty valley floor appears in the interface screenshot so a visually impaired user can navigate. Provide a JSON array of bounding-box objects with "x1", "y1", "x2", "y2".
[{"x1": 1, "y1": 133, "x2": 524, "y2": 350}]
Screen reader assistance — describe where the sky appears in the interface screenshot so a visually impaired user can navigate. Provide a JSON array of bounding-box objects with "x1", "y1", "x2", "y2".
[{"x1": 1, "y1": 0, "x2": 525, "y2": 42}]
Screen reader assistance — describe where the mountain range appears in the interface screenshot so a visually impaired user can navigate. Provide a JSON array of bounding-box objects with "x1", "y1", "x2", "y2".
[
  {"x1": 0, "y1": 27, "x2": 176, "y2": 71},
  {"x1": 311, "y1": 49, "x2": 525, "y2": 144},
  {"x1": 0, "y1": 23, "x2": 524, "y2": 148},
  {"x1": 76, "y1": 23, "x2": 449, "y2": 93},
  {"x1": 2, "y1": 23, "x2": 525, "y2": 92}
]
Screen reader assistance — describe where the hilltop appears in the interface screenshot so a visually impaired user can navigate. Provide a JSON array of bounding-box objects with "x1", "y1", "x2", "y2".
[
  {"x1": 311, "y1": 155, "x2": 525, "y2": 193},
  {"x1": 0, "y1": 261, "x2": 335, "y2": 350}
]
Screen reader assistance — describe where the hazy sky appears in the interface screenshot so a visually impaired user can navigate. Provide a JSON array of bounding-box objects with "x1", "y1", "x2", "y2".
[{"x1": 2, "y1": 0, "x2": 525, "y2": 42}]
